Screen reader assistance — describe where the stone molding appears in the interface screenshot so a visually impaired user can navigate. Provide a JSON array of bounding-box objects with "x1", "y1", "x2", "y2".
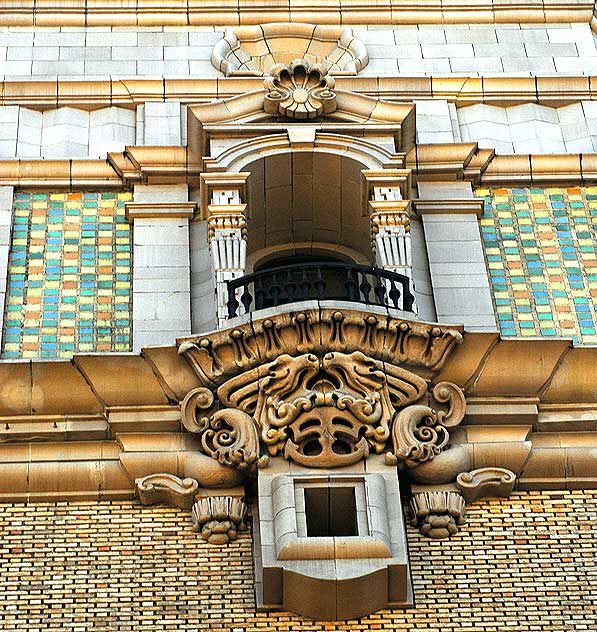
[
  {"x1": 124, "y1": 201, "x2": 196, "y2": 220},
  {"x1": 0, "y1": 0, "x2": 591, "y2": 27},
  {"x1": 5, "y1": 77, "x2": 597, "y2": 110},
  {"x1": 2, "y1": 148, "x2": 597, "y2": 190},
  {"x1": 211, "y1": 24, "x2": 368, "y2": 77}
]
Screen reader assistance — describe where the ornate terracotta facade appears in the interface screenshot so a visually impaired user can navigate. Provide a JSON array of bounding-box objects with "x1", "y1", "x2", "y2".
[{"x1": 0, "y1": 0, "x2": 596, "y2": 628}]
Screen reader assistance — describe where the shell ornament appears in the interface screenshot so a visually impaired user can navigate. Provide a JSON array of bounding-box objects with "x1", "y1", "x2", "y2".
[{"x1": 264, "y1": 58, "x2": 337, "y2": 120}]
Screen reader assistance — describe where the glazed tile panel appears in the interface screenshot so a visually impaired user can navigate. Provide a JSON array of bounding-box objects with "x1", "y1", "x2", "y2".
[
  {"x1": 2, "y1": 192, "x2": 132, "y2": 358},
  {"x1": 478, "y1": 187, "x2": 597, "y2": 344}
]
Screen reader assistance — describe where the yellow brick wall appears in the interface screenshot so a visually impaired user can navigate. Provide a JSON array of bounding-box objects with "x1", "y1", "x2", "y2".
[{"x1": 0, "y1": 491, "x2": 595, "y2": 631}]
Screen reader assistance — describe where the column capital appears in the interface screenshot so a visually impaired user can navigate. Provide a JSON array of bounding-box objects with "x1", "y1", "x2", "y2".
[
  {"x1": 368, "y1": 199, "x2": 412, "y2": 227},
  {"x1": 361, "y1": 168, "x2": 411, "y2": 208},
  {"x1": 200, "y1": 171, "x2": 250, "y2": 220}
]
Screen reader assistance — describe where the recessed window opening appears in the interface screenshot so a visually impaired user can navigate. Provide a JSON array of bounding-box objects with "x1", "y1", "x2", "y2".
[{"x1": 304, "y1": 486, "x2": 358, "y2": 537}]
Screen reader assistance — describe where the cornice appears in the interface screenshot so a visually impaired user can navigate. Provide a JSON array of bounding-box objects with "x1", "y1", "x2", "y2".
[
  {"x1": 0, "y1": 309, "x2": 595, "y2": 502},
  {"x1": 0, "y1": 0, "x2": 592, "y2": 27},
  {"x1": 5, "y1": 76, "x2": 597, "y2": 108},
  {"x1": 1, "y1": 148, "x2": 597, "y2": 189}
]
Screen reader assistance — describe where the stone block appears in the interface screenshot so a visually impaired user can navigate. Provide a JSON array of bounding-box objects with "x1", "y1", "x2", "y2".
[
  {"x1": 90, "y1": 106, "x2": 135, "y2": 128},
  {"x1": 397, "y1": 58, "x2": 451, "y2": 74},
  {"x1": 361, "y1": 58, "x2": 398, "y2": 75},
  {"x1": 18, "y1": 108, "x2": 42, "y2": 128},
  {"x1": 137, "y1": 60, "x2": 190, "y2": 75},
  {"x1": 86, "y1": 32, "x2": 137, "y2": 47},
  {"x1": 0, "y1": 32, "x2": 34, "y2": 47},
  {"x1": 512, "y1": 138, "x2": 566, "y2": 154},
  {"x1": 422, "y1": 43, "x2": 473, "y2": 58},
  {"x1": 188, "y1": 60, "x2": 221, "y2": 76},
  {"x1": 434, "y1": 287, "x2": 495, "y2": 316},
  {"x1": 554, "y1": 57, "x2": 594, "y2": 73},
  {"x1": 524, "y1": 42, "x2": 577, "y2": 58},
  {"x1": 501, "y1": 57, "x2": 556, "y2": 73},
  {"x1": 478, "y1": 139, "x2": 514, "y2": 154},
  {"x1": 134, "y1": 277, "x2": 190, "y2": 293},
  {"x1": 133, "y1": 222, "x2": 189, "y2": 246},
  {"x1": 565, "y1": 137, "x2": 594, "y2": 152},
  {"x1": 506, "y1": 103, "x2": 559, "y2": 125},
  {"x1": 427, "y1": 241, "x2": 484, "y2": 264},
  {"x1": 7, "y1": 47, "x2": 33, "y2": 60},
  {"x1": 163, "y1": 46, "x2": 212, "y2": 60},
  {"x1": 43, "y1": 107, "x2": 89, "y2": 128},
  {"x1": 41, "y1": 141, "x2": 88, "y2": 158},
  {"x1": 353, "y1": 29, "x2": 395, "y2": 45},
  {"x1": 34, "y1": 31, "x2": 85, "y2": 47},
  {"x1": 16, "y1": 142, "x2": 41, "y2": 157},
  {"x1": 33, "y1": 60, "x2": 85, "y2": 75},
  {"x1": 557, "y1": 103, "x2": 585, "y2": 127},
  {"x1": 85, "y1": 60, "x2": 137, "y2": 75},
  {"x1": 450, "y1": 57, "x2": 504, "y2": 73},
  {"x1": 416, "y1": 131, "x2": 455, "y2": 143},
  {"x1": 133, "y1": 245, "x2": 189, "y2": 268},
  {"x1": 3, "y1": 60, "x2": 33, "y2": 76},
  {"x1": 0, "y1": 140, "x2": 17, "y2": 158},
  {"x1": 400, "y1": 26, "x2": 446, "y2": 44},
  {"x1": 424, "y1": 220, "x2": 482, "y2": 243},
  {"x1": 133, "y1": 183, "x2": 187, "y2": 203},
  {"x1": 59, "y1": 47, "x2": 111, "y2": 61},
  {"x1": 0, "y1": 106, "x2": 20, "y2": 124},
  {"x1": 473, "y1": 43, "x2": 525, "y2": 58},
  {"x1": 460, "y1": 122, "x2": 511, "y2": 144},
  {"x1": 446, "y1": 28, "x2": 497, "y2": 44},
  {"x1": 133, "y1": 292, "x2": 191, "y2": 321},
  {"x1": 138, "y1": 32, "x2": 189, "y2": 47},
  {"x1": 188, "y1": 31, "x2": 226, "y2": 46},
  {"x1": 112, "y1": 46, "x2": 163, "y2": 61}
]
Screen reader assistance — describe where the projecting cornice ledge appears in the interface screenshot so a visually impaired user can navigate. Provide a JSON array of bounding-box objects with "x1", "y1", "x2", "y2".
[
  {"x1": 0, "y1": 309, "x2": 595, "y2": 509},
  {"x1": 0, "y1": 0, "x2": 592, "y2": 27}
]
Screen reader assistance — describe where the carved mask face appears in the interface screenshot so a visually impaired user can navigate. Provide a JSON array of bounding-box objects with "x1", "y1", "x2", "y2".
[{"x1": 282, "y1": 371, "x2": 372, "y2": 467}]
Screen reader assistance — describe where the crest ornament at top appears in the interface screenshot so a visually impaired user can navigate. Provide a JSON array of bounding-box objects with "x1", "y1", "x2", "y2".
[{"x1": 264, "y1": 59, "x2": 337, "y2": 120}]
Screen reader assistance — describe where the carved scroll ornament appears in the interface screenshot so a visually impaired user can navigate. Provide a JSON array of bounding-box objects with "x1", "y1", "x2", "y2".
[{"x1": 183, "y1": 350, "x2": 435, "y2": 469}]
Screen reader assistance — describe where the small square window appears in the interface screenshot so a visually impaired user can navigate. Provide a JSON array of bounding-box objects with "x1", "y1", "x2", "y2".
[{"x1": 304, "y1": 486, "x2": 358, "y2": 537}]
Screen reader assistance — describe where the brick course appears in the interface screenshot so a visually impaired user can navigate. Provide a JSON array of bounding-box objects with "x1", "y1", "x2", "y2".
[{"x1": 0, "y1": 491, "x2": 595, "y2": 631}]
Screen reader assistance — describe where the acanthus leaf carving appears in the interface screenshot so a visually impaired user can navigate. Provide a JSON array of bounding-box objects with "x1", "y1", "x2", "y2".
[
  {"x1": 197, "y1": 408, "x2": 266, "y2": 472},
  {"x1": 386, "y1": 382, "x2": 466, "y2": 470},
  {"x1": 181, "y1": 386, "x2": 217, "y2": 433},
  {"x1": 191, "y1": 496, "x2": 248, "y2": 545},
  {"x1": 410, "y1": 490, "x2": 466, "y2": 539}
]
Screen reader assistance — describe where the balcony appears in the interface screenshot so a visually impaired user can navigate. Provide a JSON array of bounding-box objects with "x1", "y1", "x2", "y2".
[{"x1": 225, "y1": 261, "x2": 415, "y2": 319}]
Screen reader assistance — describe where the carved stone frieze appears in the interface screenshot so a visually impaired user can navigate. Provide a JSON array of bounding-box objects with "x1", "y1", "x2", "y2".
[
  {"x1": 410, "y1": 490, "x2": 466, "y2": 539},
  {"x1": 136, "y1": 473, "x2": 199, "y2": 510},
  {"x1": 179, "y1": 310, "x2": 463, "y2": 386},
  {"x1": 264, "y1": 59, "x2": 337, "y2": 120},
  {"x1": 182, "y1": 350, "x2": 432, "y2": 469},
  {"x1": 191, "y1": 496, "x2": 248, "y2": 545}
]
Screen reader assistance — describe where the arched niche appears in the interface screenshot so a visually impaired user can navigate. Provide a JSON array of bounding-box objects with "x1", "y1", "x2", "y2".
[{"x1": 242, "y1": 151, "x2": 373, "y2": 263}]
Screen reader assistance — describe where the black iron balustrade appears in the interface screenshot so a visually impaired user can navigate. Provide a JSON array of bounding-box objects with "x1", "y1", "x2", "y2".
[{"x1": 226, "y1": 261, "x2": 415, "y2": 319}]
